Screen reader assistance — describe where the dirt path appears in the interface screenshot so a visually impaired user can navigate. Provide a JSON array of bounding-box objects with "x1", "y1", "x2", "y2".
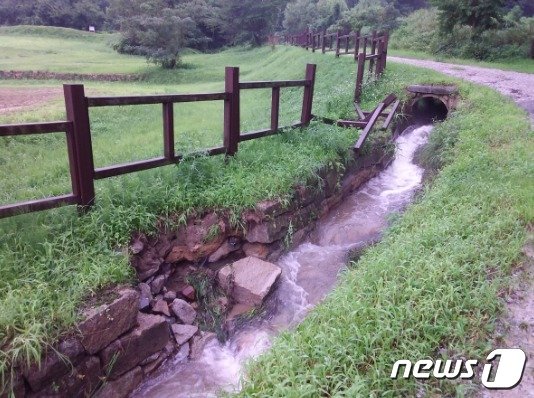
[
  {"x1": 0, "y1": 87, "x2": 63, "y2": 115},
  {"x1": 389, "y1": 57, "x2": 534, "y2": 124},
  {"x1": 481, "y1": 232, "x2": 534, "y2": 398}
]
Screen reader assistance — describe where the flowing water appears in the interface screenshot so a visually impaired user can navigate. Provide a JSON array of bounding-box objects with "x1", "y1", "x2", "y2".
[{"x1": 133, "y1": 124, "x2": 433, "y2": 398}]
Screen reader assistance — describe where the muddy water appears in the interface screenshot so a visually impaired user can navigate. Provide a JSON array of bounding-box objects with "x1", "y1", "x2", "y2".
[{"x1": 133, "y1": 124, "x2": 433, "y2": 398}]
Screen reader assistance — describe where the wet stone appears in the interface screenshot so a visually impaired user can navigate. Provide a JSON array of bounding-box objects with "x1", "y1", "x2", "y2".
[
  {"x1": 180, "y1": 285, "x2": 196, "y2": 301},
  {"x1": 171, "y1": 324, "x2": 198, "y2": 346},
  {"x1": 79, "y1": 288, "x2": 139, "y2": 355},
  {"x1": 218, "y1": 257, "x2": 282, "y2": 307},
  {"x1": 99, "y1": 313, "x2": 169, "y2": 379},
  {"x1": 95, "y1": 366, "x2": 142, "y2": 398},
  {"x1": 151, "y1": 299, "x2": 170, "y2": 317},
  {"x1": 150, "y1": 275, "x2": 166, "y2": 295},
  {"x1": 170, "y1": 299, "x2": 196, "y2": 324},
  {"x1": 23, "y1": 338, "x2": 85, "y2": 392}
]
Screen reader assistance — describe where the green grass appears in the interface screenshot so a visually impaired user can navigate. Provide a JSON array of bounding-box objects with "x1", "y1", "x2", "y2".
[
  {"x1": 0, "y1": 25, "x2": 150, "y2": 74},
  {"x1": 389, "y1": 48, "x2": 534, "y2": 74},
  {"x1": 1, "y1": 26, "x2": 532, "y2": 397},
  {"x1": 0, "y1": 30, "x2": 378, "y2": 386},
  {"x1": 236, "y1": 66, "x2": 534, "y2": 396}
]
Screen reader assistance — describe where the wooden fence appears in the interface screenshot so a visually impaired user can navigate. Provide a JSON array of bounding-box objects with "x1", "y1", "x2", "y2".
[
  {"x1": 284, "y1": 30, "x2": 389, "y2": 102},
  {"x1": 0, "y1": 64, "x2": 316, "y2": 219}
]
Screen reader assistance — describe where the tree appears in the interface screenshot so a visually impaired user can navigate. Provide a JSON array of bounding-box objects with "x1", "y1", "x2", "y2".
[
  {"x1": 111, "y1": 0, "x2": 192, "y2": 68},
  {"x1": 283, "y1": 0, "x2": 319, "y2": 33},
  {"x1": 220, "y1": 0, "x2": 288, "y2": 46},
  {"x1": 338, "y1": 0, "x2": 400, "y2": 32},
  {"x1": 429, "y1": 0, "x2": 506, "y2": 33},
  {"x1": 283, "y1": 0, "x2": 347, "y2": 33},
  {"x1": 174, "y1": 0, "x2": 225, "y2": 50},
  {"x1": 0, "y1": 0, "x2": 108, "y2": 29}
]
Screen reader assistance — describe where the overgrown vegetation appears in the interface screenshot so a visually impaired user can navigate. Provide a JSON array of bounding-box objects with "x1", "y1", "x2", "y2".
[
  {"x1": 391, "y1": 6, "x2": 534, "y2": 61},
  {"x1": 236, "y1": 66, "x2": 533, "y2": 397}
]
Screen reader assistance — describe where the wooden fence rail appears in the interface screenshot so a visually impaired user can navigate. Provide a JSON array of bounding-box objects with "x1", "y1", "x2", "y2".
[
  {"x1": 284, "y1": 29, "x2": 389, "y2": 102},
  {"x1": 0, "y1": 64, "x2": 316, "y2": 219}
]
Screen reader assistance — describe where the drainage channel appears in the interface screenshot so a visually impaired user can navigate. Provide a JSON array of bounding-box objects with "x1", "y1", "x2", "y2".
[{"x1": 132, "y1": 124, "x2": 434, "y2": 398}]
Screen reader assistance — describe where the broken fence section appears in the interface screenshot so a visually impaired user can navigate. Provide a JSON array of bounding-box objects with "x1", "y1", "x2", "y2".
[{"x1": 313, "y1": 93, "x2": 400, "y2": 152}]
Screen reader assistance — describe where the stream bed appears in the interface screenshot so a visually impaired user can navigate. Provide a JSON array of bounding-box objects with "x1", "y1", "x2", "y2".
[{"x1": 133, "y1": 124, "x2": 433, "y2": 398}]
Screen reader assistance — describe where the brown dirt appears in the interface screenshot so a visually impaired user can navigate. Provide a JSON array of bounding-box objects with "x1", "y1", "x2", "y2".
[
  {"x1": 0, "y1": 87, "x2": 63, "y2": 115},
  {"x1": 480, "y1": 228, "x2": 534, "y2": 398}
]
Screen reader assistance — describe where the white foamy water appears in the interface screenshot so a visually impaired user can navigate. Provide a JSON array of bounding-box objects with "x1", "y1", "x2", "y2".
[{"x1": 132, "y1": 125, "x2": 433, "y2": 398}]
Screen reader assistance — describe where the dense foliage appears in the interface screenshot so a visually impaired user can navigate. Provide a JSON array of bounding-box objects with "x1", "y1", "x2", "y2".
[
  {"x1": 1, "y1": 0, "x2": 532, "y2": 65},
  {"x1": 391, "y1": 6, "x2": 534, "y2": 60},
  {"x1": 0, "y1": 0, "x2": 108, "y2": 30}
]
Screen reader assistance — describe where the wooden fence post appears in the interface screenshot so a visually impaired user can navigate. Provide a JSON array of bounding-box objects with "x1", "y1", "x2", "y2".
[
  {"x1": 353, "y1": 30, "x2": 360, "y2": 62},
  {"x1": 321, "y1": 31, "x2": 326, "y2": 53},
  {"x1": 344, "y1": 30, "x2": 350, "y2": 54},
  {"x1": 63, "y1": 84, "x2": 95, "y2": 210},
  {"x1": 224, "y1": 67, "x2": 240, "y2": 156},
  {"x1": 382, "y1": 32, "x2": 389, "y2": 71},
  {"x1": 376, "y1": 39, "x2": 384, "y2": 78},
  {"x1": 354, "y1": 53, "x2": 365, "y2": 103},
  {"x1": 335, "y1": 30, "x2": 341, "y2": 57},
  {"x1": 271, "y1": 87, "x2": 280, "y2": 131},
  {"x1": 312, "y1": 32, "x2": 316, "y2": 52},
  {"x1": 163, "y1": 102, "x2": 175, "y2": 160},
  {"x1": 301, "y1": 64, "x2": 316, "y2": 126},
  {"x1": 369, "y1": 30, "x2": 377, "y2": 75}
]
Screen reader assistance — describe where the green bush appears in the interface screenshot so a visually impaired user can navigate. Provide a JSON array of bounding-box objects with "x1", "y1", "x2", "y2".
[{"x1": 391, "y1": 8, "x2": 534, "y2": 61}]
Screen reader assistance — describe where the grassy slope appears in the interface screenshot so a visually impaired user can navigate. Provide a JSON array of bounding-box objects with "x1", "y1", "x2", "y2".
[
  {"x1": 0, "y1": 28, "x2": 369, "y2": 378},
  {"x1": 389, "y1": 48, "x2": 534, "y2": 74},
  {"x1": 237, "y1": 69, "x2": 534, "y2": 395},
  {"x1": 0, "y1": 25, "x2": 149, "y2": 74}
]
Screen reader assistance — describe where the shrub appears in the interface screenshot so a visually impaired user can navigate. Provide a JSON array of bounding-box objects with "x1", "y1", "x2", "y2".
[
  {"x1": 391, "y1": 7, "x2": 534, "y2": 61},
  {"x1": 390, "y1": 8, "x2": 440, "y2": 53}
]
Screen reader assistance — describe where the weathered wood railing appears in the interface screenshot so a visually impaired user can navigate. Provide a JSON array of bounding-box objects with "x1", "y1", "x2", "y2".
[
  {"x1": 285, "y1": 30, "x2": 389, "y2": 102},
  {"x1": 0, "y1": 64, "x2": 316, "y2": 219}
]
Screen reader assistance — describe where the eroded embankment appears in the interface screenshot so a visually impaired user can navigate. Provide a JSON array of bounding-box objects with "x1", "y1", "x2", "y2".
[
  {"x1": 133, "y1": 124, "x2": 433, "y2": 398},
  {"x1": 4, "y1": 134, "x2": 394, "y2": 397}
]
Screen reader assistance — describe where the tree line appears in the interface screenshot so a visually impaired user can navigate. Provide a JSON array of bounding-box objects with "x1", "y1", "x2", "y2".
[{"x1": 0, "y1": 0, "x2": 532, "y2": 67}]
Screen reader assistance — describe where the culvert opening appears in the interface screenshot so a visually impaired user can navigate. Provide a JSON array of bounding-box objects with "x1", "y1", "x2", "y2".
[{"x1": 411, "y1": 96, "x2": 448, "y2": 122}]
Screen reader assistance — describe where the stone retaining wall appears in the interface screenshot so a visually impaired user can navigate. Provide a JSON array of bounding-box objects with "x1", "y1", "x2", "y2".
[{"x1": 4, "y1": 140, "x2": 394, "y2": 398}]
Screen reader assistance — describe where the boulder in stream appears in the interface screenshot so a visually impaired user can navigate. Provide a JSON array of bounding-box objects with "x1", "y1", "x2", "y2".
[{"x1": 218, "y1": 256, "x2": 281, "y2": 307}]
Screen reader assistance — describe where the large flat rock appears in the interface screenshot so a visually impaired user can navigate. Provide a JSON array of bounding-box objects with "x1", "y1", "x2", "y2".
[
  {"x1": 79, "y1": 288, "x2": 139, "y2": 355},
  {"x1": 218, "y1": 257, "x2": 281, "y2": 307},
  {"x1": 99, "y1": 313, "x2": 169, "y2": 379}
]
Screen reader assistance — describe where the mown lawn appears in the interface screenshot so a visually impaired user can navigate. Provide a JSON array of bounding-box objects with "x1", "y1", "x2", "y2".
[{"x1": 0, "y1": 25, "x2": 149, "y2": 74}]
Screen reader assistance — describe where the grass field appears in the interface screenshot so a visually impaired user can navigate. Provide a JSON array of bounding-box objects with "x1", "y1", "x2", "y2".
[
  {"x1": 0, "y1": 26, "x2": 533, "y2": 396},
  {"x1": 389, "y1": 48, "x2": 534, "y2": 74},
  {"x1": 0, "y1": 26, "x2": 150, "y2": 74}
]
